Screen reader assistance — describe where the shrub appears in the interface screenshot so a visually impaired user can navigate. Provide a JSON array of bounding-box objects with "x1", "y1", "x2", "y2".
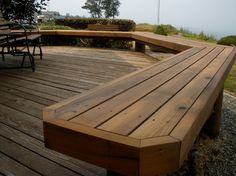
[
  {"x1": 217, "y1": 35, "x2": 236, "y2": 46},
  {"x1": 39, "y1": 24, "x2": 74, "y2": 30},
  {"x1": 135, "y1": 23, "x2": 156, "y2": 32},
  {"x1": 155, "y1": 25, "x2": 167, "y2": 36},
  {"x1": 54, "y1": 18, "x2": 135, "y2": 49},
  {"x1": 154, "y1": 24, "x2": 178, "y2": 36},
  {"x1": 161, "y1": 24, "x2": 178, "y2": 35},
  {"x1": 55, "y1": 18, "x2": 136, "y2": 31}
]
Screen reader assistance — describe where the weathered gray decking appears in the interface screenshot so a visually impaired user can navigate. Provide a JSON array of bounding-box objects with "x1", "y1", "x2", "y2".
[{"x1": 0, "y1": 47, "x2": 157, "y2": 176}]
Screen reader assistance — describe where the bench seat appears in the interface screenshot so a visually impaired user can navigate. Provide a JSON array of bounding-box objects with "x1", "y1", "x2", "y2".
[
  {"x1": 9, "y1": 33, "x2": 42, "y2": 42},
  {"x1": 43, "y1": 44, "x2": 236, "y2": 175}
]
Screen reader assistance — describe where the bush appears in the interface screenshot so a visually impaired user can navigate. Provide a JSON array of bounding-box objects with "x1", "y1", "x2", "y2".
[
  {"x1": 154, "y1": 24, "x2": 178, "y2": 36},
  {"x1": 54, "y1": 18, "x2": 135, "y2": 49},
  {"x1": 155, "y1": 25, "x2": 167, "y2": 36},
  {"x1": 217, "y1": 35, "x2": 236, "y2": 46},
  {"x1": 39, "y1": 24, "x2": 74, "y2": 30},
  {"x1": 55, "y1": 18, "x2": 136, "y2": 31},
  {"x1": 161, "y1": 24, "x2": 178, "y2": 35},
  {"x1": 135, "y1": 23, "x2": 156, "y2": 32}
]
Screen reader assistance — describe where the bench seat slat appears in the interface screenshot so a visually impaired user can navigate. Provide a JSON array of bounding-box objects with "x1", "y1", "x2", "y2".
[
  {"x1": 0, "y1": 29, "x2": 11, "y2": 35},
  {"x1": 47, "y1": 47, "x2": 203, "y2": 120},
  {"x1": 70, "y1": 47, "x2": 216, "y2": 128},
  {"x1": 8, "y1": 34, "x2": 41, "y2": 43},
  {"x1": 170, "y1": 48, "x2": 236, "y2": 164},
  {"x1": 96, "y1": 47, "x2": 224, "y2": 135},
  {"x1": 129, "y1": 47, "x2": 233, "y2": 139},
  {"x1": 0, "y1": 25, "x2": 9, "y2": 30}
]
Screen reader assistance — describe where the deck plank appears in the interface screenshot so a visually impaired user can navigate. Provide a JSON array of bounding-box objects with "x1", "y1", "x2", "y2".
[
  {"x1": 0, "y1": 152, "x2": 40, "y2": 176},
  {"x1": 0, "y1": 47, "x2": 157, "y2": 176},
  {"x1": 0, "y1": 136, "x2": 81, "y2": 176}
]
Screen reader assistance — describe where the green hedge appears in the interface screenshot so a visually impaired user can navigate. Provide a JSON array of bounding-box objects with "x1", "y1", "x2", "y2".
[
  {"x1": 217, "y1": 35, "x2": 236, "y2": 46},
  {"x1": 55, "y1": 18, "x2": 136, "y2": 31}
]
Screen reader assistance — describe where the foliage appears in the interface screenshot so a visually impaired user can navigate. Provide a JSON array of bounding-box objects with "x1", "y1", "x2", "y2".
[
  {"x1": 55, "y1": 17, "x2": 135, "y2": 49},
  {"x1": 82, "y1": 0, "x2": 103, "y2": 18},
  {"x1": 154, "y1": 24, "x2": 178, "y2": 35},
  {"x1": 154, "y1": 24, "x2": 178, "y2": 36},
  {"x1": 102, "y1": 0, "x2": 120, "y2": 19},
  {"x1": 0, "y1": 0, "x2": 48, "y2": 23},
  {"x1": 135, "y1": 23, "x2": 156, "y2": 32},
  {"x1": 55, "y1": 18, "x2": 136, "y2": 31},
  {"x1": 179, "y1": 28, "x2": 217, "y2": 43},
  {"x1": 155, "y1": 25, "x2": 167, "y2": 36},
  {"x1": 217, "y1": 35, "x2": 236, "y2": 46},
  {"x1": 153, "y1": 24, "x2": 217, "y2": 43},
  {"x1": 161, "y1": 24, "x2": 178, "y2": 35},
  {"x1": 39, "y1": 24, "x2": 74, "y2": 30},
  {"x1": 224, "y1": 63, "x2": 236, "y2": 95},
  {"x1": 82, "y1": 0, "x2": 120, "y2": 18}
]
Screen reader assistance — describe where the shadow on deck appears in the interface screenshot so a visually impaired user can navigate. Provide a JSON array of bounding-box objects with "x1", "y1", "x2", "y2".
[{"x1": 0, "y1": 46, "x2": 157, "y2": 176}]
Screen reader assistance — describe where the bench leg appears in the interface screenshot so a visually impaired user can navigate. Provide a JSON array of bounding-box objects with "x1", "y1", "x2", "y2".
[
  {"x1": 135, "y1": 42, "x2": 145, "y2": 53},
  {"x1": 107, "y1": 170, "x2": 124, "y2": 176},
  {"x1": 203, "y1": 89, "x2": 223, "y2": 137}
]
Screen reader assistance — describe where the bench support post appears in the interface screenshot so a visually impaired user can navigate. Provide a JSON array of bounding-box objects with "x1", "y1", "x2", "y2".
[
  {"x1": 135, "y1": 41, "x2": 145, "y2": 53},
  {"x1": 203, "y1": 89, "x2": 223, "y2": 137},
  {"x1": 107, "y1": 170, "x2": 124, "y2": 176}
]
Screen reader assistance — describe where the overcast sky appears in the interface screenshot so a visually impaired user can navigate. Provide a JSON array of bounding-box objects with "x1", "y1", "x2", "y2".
[{"x1": 49, "y1": 0, "x2": 236, "y2": 38}]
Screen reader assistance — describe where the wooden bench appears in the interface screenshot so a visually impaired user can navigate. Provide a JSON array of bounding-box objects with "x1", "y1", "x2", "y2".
[
  {"x1": 0, "y1": 13, "x2": 42, "y2": 71},
  {"x1": 43, "y1": 32, "x2": 236, "y2": 176}
]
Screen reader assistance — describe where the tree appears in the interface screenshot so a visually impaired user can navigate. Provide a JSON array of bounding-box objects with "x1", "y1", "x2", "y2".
[
  {"x1": 102, "y1": 0, "x2": 120, "y2": 19},
  {"x1": 82, "y1": 0, "x2": 121, "y2": 19},
  {"x1": 82, "y1": 0, "x2": 103, "y2": 18},
  {"x1": 0, "y1": 0, "x2": 49, "y2": 23}
]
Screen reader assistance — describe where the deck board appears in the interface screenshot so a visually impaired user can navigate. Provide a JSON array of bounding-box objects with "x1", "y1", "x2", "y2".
[{"x1": 0, "y1": 47, "x2": 157, "y2": 176}]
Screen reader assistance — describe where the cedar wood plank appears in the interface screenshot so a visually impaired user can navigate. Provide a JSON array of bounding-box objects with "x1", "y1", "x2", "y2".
[
  {"x1": 41, "y1": 30, "x2": 236, "y2": 175},
  {"x1": 170, "y1": 47, "x2": 236, "y2": 165},
  {"x1": 44, "y1": 47, "x2": 202, "y2": 121},
  {"x1": 71, "y1": 47, "x2": 215, "y2": 128},
  {"x1": 130, "y1": 47, "x2": 230, "y2": 138},
  {"x1": 97, "y1": 47, "x2": 222, "y2": 135}
]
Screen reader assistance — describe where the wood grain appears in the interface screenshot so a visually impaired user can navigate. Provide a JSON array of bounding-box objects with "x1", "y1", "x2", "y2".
[
  {"x1": 1, "y1": 47, "x2": 154, "y2": 176},
  {"x1": 170, "y1": 47, "x2": 236, "y2": 165}
]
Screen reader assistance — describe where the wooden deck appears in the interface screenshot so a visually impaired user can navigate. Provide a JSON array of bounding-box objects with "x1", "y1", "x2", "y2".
[{"x1": 0, "y1": 46, "x2": 157, "y2": 176}]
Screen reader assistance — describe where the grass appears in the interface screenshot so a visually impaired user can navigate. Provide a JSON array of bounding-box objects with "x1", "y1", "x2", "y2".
[
  {"x1": 224, "y1": 63, "x2": 236, "y2": 95},
  {"x1": 179, "y1": 28, "x2": 217, "y2": 43},
  {"x1": 136, "y1": 23, "x2": 217, "y2": 43},
  {"x1": 136, "y1": 23, "x2": 156, "y2": 32}
]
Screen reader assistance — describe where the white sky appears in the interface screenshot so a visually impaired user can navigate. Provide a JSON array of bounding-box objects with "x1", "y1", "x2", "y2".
[{"x1": 49, "y1": 0, "x2": 236, "y2": 38}]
